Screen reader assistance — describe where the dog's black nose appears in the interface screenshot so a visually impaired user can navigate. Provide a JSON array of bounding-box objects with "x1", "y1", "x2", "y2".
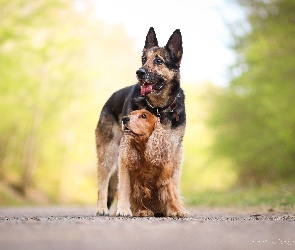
[
  {"x1": 136, "y1": 68, "x2": 146, "y2": 79},
  {"x1": 122, "y1": 116, "x2": 130, "y2": 124}
]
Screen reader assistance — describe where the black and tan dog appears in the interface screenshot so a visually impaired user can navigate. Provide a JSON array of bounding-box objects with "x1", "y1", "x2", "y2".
[{"x1": 95, "y1": 27, "x2": 186, "y2": 216}]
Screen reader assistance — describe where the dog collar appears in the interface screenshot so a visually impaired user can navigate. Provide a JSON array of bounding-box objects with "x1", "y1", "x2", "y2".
[{"x1": 146, "y1": 94, "x2": 180, "y2": 121}]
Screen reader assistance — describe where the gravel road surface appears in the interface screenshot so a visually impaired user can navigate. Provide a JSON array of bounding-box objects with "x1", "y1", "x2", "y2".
[{"x1": 1, "y1": 206, "x2": 295, "y2": 250}]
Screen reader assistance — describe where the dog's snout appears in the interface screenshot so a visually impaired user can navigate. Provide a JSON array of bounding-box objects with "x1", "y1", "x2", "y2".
[
  {"x1": 136, "y1": 68, "x2": 146, "y2": 79},
  {"x1": 122, "y1": 116, "x2": 130, "y2": 124}
]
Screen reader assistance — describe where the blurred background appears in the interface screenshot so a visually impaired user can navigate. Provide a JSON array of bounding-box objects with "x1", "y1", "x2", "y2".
[{"x1": 1, "y1": 0, "x2": 294, "y2": 208}]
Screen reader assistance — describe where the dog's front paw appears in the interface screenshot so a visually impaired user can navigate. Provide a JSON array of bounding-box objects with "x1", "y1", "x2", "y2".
[
  {"x1": 116, "y1": 208, "x2": 132, "y2": 217},
  {"x1": 96, "y1": 207, "x2": 109, "y2": 216},
  {"x1": 135, "y1": 209, "x2": 154, "y2": 217},
  {"x1": 167, "y1": 211, "x2": 188, "y2": 218}
]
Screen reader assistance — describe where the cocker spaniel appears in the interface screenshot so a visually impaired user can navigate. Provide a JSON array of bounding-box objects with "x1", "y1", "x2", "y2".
[{"x1": 116, "y1": 110, "x2": 187, "y2": 217}]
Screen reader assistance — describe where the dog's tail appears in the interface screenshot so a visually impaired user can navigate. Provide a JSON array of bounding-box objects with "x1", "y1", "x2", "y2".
[{"x1": 107, "y1": 171, "x2": 118, "y2": 209}]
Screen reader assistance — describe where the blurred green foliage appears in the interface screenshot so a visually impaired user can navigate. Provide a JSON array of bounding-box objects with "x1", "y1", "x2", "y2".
[
  {"x1": 0, "y1": 0, "x2": 140, "y2": 204},
  {"x1": 1, "y1": 0, "x2": 294, "y2": 207},
  {"x1": 181, "y1": 84, "x2": 237, "y2": 197},
  {"x1": 187, "y1": 183, "x2": 295, "y2": 209},
  {"x1": 209, "y1": 0, "x2": 295, "y2": 186}
]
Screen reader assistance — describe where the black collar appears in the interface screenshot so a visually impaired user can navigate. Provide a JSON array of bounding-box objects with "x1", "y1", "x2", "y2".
[{"x1": 145, "y1": 93, "x2": 180, "y2": 121}]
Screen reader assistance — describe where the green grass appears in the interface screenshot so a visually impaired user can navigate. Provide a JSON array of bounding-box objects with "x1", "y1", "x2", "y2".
[
  {"x1": 1, "y1": 178, "x2": 294, "y2": 212},
  {"x1": 184, "y1": 183, "x2": 295, "y2": 211}
]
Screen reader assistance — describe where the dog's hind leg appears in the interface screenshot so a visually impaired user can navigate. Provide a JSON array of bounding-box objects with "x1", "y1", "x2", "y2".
[
  {"x1": 163, "y1": 181, "x2": 187, "y2": 218},
  {"x1": 107, "y1": 169, "x2": 118, "y2": 209},
  {"x1": 172, "y1": 146, "x2": 183, "y2": 188},
  {"x1": 169, "y1": 124, "x2": 186, "y2": 188},
  {"x1": 96, "y1": 171, "x2": 111, "y2": 215},
  {"x1": 96, "y1": 112, "x2": 122, "y2": 216},
  {"x1": 96, "y1": 140, "x2": 120, "y2": 215}
]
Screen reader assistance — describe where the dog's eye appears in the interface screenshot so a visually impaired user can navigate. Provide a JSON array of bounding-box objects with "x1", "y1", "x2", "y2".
[
  {"x1": 141, "y1": 114, "x2": 146, "y2": 119},
  {"x1": 142, "y1": 57, "x2": 147, "y2": 64},
  {"x1": 155, "y1": 58, "x2": 163, "y2": 65}
]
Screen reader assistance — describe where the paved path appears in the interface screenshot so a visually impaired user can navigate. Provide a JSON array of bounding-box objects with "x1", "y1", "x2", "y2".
[{"x1": 1, "y1": 206, "x2": 295, "y2": 250}]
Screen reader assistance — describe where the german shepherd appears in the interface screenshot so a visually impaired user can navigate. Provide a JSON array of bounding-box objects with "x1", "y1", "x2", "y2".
[{"x1": 95, "y1": 27, "x2": 186, "y2": 216}]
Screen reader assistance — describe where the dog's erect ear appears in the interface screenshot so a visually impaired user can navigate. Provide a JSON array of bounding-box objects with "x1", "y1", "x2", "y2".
[
  {"x1": 165, "y1": 29, "x2": 183, "y2": 64},
  {"x1": 144, "y1": 27, "x2": 158, "y2": 49}
]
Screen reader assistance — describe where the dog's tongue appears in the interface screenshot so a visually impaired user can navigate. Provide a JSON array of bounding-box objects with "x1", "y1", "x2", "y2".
[{"x1": 140, "y1": 84, "x2": 153, "y2": 95}]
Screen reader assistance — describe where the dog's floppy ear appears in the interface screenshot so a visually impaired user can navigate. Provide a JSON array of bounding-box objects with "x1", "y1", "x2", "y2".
[
  {"x1": 165, "y1": 29, "x2": 183, "y2": 65},
  {"x1": 144, "y1": 122, "x2": 172, "y2": 166},
  {"x1": 120, "y1": 138, "x2": 141, "y2": 168},
  {"x1": 144, "y1": 27, "x2": 158, "y2": 49}
]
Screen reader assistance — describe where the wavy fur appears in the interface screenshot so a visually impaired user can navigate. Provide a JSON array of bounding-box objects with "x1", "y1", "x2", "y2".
[
  {"x1": 116, "y1": 110, "x2": 187, "y2": 217},
  {"x1": 144, "y1": 122, "x2": 172, "y2": 166}
]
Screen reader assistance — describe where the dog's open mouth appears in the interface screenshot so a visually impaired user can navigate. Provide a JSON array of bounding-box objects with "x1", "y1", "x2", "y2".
[
  {"x1": 140, "y1": 83, "x2": 153, "y2": 95},
  {"x1": 140, "y1": 80, "x2": 164, "y2": 95},
  {"x1": 123, "y1": 125, "x2": 140, "y2": 137}
]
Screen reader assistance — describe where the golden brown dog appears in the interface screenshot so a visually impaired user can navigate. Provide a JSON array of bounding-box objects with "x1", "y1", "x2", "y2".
[{"x1": 116, "y1": 110, "x2": 187, "y2": 217}]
